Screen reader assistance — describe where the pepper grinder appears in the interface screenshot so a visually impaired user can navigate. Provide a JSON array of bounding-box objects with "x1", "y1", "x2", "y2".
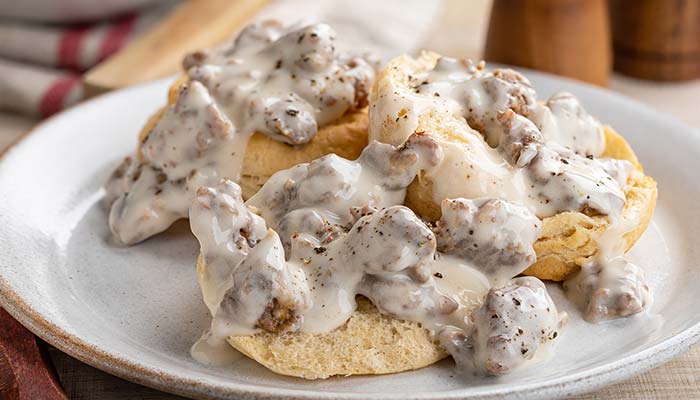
[
  {"x1": 484, "y1": 0, "x2": 611, "y2": 86},
  {"x1": 609, "y1": 0, "x2": 700, "y2": 81}
]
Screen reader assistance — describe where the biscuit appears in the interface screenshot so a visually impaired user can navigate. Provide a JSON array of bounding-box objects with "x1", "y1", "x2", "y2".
[
  {"x1": 228, "y1": 297, "x2": 446, "y2": 379},
  {"x1": 199, "y1": 131, "x2": 655, "y2": 379},
  {"x1": 194, "y1": 54, "x2": 657, "y2": 378},
  {"x1": 523, "y1": 128, "x2": 657, "y2": 281},
  {"x1": 377, "y1": 53, "x2": 657, "y2": 281},
  {"x1": 137, "y1": 77, "x2": 369, "y2": 199},
  {"x1": 195, "y1": 256, "x2": 446, "y2": 380}
]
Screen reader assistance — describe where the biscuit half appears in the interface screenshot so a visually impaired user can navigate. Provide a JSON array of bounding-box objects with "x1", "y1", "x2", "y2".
[
  {"x1": 522, "y1": 127, "x2": 657, "y2": 281},
  {"x1": 375, "y1": 53, "x2": 657, "y2": 281},
  {"x1": 198, "y1": 134, "x2": 655, "y2": 378},
  {"x1": 137, "y1": 76, "x2": 369, "y2": 199},
  {"x1": 196, "y1": 256, "x2": 446, "y2": 380}
]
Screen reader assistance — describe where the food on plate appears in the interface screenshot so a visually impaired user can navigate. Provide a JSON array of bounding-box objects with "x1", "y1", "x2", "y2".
[
  {"x1": 190, "y1": 154, "x2": 565, "y2": 377},
  {"x1": 369, "y1": 52, "x2": 657, "y2": 282},
  {"x1": 226, "y1": 295, "x2": 447, "y2": 379},
  {"x1": 188, "y1": 49, "x2": 657, "y2": 378},
  {"x1": 102, "y1": 20, "x2": 659, "y2": 380},
  {"x1": 104, "y1": 21, "x2": 375, "y2": 245}
]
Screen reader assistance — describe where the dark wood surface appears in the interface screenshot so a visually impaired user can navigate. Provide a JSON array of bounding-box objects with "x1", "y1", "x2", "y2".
[
  {"x1": 484, "y1": 0, "x2": 611, "y2": 86},
  {"x1": 610, "y1": 0, "x2": 700, "y2": 81},
  {"x1": 48, "y1": 348, "x2": 186, "y2": 400}
]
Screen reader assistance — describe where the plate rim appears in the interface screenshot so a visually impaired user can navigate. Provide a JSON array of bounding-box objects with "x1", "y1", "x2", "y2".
[
  {"x1": 1, "y1": 74, "x2": 700, "y2": 400},
  {"x1": 3, "y1": 277, "x2": 700, "y2": 400}
]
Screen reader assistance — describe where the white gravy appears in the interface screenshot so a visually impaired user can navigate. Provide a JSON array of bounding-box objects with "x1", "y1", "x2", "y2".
[
  {"x1": 190, "y1": 135, "x2": 564, "y2": 374},
  {"x1": 368, "y1": 56, "x2": 631, "y2": 219},
  {"x1": 440, "y1": 276, "x2": 564, "y2": 375},
  {"x1": 104, "y1": 21, "x2": 376, "y2": 244},
  {"x1": 361, "y1": 55, "x2": 651, "y2": 369},
  {"x1": 563, "y1": 214, "x2": 651, "y2": 322},
  {"x1": 369, "y1": 55, "x2": 651, "y2": 322},
  {"x1": 115, "y1": 44, "x2": 651, "y2": 376}
]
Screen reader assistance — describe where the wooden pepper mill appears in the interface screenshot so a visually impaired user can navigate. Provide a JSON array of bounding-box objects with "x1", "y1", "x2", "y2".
[
  {"x1": 609, "y1": 0, "x2": 700, "y2": 81},
  {"x1": 484, "y1": 0, "x2": 611, "y2": 86}
]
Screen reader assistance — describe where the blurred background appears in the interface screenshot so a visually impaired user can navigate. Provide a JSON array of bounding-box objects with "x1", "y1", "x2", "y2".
[
  {"x1": 1, "y1": 0, "x2": 698, "y2": 151},
  {"x1": 0, "y1": 0, "x2": 698, "y2": 398}
]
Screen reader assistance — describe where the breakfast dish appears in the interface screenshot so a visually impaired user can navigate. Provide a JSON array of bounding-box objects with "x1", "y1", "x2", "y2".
[
  {"x1": 371, "y1": 52, "x2": 657, "y2": 282},
  {"x1": 104, "y1": 21, "x2": 375, "y2": 245},
  {"x1": 2, "y1": 45, "x2": 699, "y2": 400},
  {"x1": 100, "y1": 21, "x2": 659, "y2": 382}
]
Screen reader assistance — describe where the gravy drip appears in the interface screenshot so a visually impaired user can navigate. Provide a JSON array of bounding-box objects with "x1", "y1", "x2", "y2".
[
  {"x1": 440, "y1": 277, "x2": 564, "y2": 375},
  {"x1": 190, "y1": 136, "x2": 564, "y2": 374},
  {"x1": 563, "y1": 216, "x2": 651, "y2": 322},
  {"x1": 186, "y1": 21, "x2": 375, "y2": 145},
  {"x1": 104, "y1": 21, "x2": 376, "y2": 244},
  {"x1": 107, "y1": 82, "x2": 241, "y2": 244}
]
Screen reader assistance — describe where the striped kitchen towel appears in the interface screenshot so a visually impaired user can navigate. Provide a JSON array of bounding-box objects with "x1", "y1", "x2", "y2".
[{"x1": 0, "y1": 3, "x2": 173, "y2": 118}]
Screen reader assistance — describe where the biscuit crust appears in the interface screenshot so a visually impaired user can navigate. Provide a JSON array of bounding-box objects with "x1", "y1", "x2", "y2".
[
  {"x1": 228, "y1": 297, "x2": 447, "y2": 380},
  {"x1": 195, "y1": 256, "x2": 446, "y2": 380},
  {"x1": 197, "y1": 130, "x2": 655, "y2": 379}
]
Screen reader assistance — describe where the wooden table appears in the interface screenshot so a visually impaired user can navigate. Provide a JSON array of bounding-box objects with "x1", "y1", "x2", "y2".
[{"x1": 2, "y1": 0, "x2": 700, "y2": 398}]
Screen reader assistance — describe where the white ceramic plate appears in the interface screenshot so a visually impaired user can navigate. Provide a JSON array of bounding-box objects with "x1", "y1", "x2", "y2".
[{"x1": 1, "y1": 72, "x2": 700, "y2": 400}]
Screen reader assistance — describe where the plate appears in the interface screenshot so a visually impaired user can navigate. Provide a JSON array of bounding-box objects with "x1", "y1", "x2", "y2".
[{"x1": 1, "y1": 72, "x2": 700, "y2": 400}]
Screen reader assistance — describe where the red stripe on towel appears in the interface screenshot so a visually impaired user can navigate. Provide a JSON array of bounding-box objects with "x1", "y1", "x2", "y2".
[
  {"x1": 57, "y1": 26, "x2": 91, "y2": 70},
  {"x1": 39, "y1": 75, "x2": 81, "y2": 117},
  {"x1": 98, "y1": 13, "x2": 137, "y2": 62}
]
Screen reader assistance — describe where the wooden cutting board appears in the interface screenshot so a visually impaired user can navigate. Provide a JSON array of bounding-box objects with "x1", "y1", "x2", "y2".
[{"x1": 83, "y1": 0, "x2": 269, "y2": 97}]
